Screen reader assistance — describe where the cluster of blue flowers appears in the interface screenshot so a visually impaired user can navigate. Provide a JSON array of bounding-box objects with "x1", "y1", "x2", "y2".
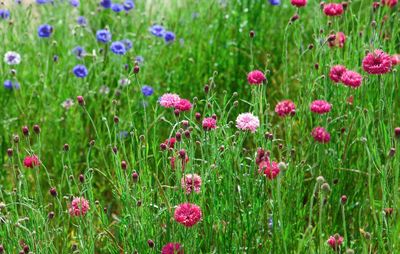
[
  {"x1": 100, "y1": 0, "x2": 135, "y2": 12},
  {"x1": 149, "y1": 24, "x2": 176, "y2": 43}
]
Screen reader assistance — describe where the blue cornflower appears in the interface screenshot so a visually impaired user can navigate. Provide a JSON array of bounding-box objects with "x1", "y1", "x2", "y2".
[
  {"x1": 70, "y1": 0, "x2": 79, "y2": 7},
  {"x1": 268, "y1": 0, "x2": 280, "y2": 5},
  {"x1": 141, "y1": 85, "x2": 154, "y2": 97},
  {"x1": 119, "y1": 131, "x2": 129, "y2": 139},
  {"x1": 164, "y1": 31, "x2": 175, "y2": 43},
  {"x1": 100, "y1": 0, "x2": 112, "y2": 8},
  {"x1": 73, "y1": 65, "x2": 88, "y2": 78},
  {"x1": 110, "y1": 41, "x2": 126, "y2": 55},
  {"x1": 123, "y1": 0, "x2": 135, "y2": 11},
  {"x1": 135, "y1": 55, "x2": 144, "y2": 64},
  {"x1": 96, "y1": 29, "x2": 112, "y2": 43},
  {"x1": 38, "y1": 24, "x2": 53, "y2": 38},
  {"x1": 149, "y1": 25, "x2": 165, "y2": 37},
  {"x1": 77, "y1": 16, "x2": 87, "y2": 26},
  {"x1": 111, "y1": 3, "x2": 124, "y2": 12},
  {"x1": 121, "y1": 39, "x2": 133, "y2": 50},
  {"x1": 4, "y1": 80, "x2": 19, "y2": 90},
  {"x1": 36, "y1": 0, "x2": 48, "y2": 4},
  {"x1": 0, "y1": 10, "x2": 10, "y2": 20},
  {"x1": 72, "y1": 46, "x2": 85, "y2": 59},
  {"x1": 53, "y1": 55, "x2": 59, "y2": 62}
]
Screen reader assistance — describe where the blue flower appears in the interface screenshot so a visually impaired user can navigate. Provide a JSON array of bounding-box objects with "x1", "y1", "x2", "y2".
[
  {"x1": 0, "y1": 10, "x2": 10, "y2": 20},
  {"x1": 38, "y1": 24, "x2": 53, "y2": 38},
  {"x1": 4, "y1": 80, "x2": 19, "y2": 90},
  {"x1": 121, "y1": 39, "x2": 133, "y2": 50},
  {"x1": 149, "y1": 25, "x2": 165, "y2": 37},
  {"x1": 100, "y1": 0, "x2": 112, "y2": 8},
  {"x1": 111, "y1": 3, "x2": 124, "y2": 12},
  {"x1": 123, "y1": 0, "x2": 135, "y2": 11},
  {"x1": 70, "y1": 0, "x2": 79, "y2": 7},
  {"x1": 77, "y1": 16, "x2": 87, "y2": 26},
  {"x1": 268, "y1": 0, "x2": 280, "y2": 5},
  {"x1": 73, "y1": 65, "x2": 88, "y2": 78},
  {"x1": 135, "y1": 55, "x2": 144, "y2": 64},
  {"x1": 72, "y1": 46, "x2": 85, "y2": 59},
  {"x1": 164, "y1": 31, "x2": 175, "y2": 43},
  {"x1": 110, "y1": 41, "x2": 126, "y2": 55},
  {"x1": 96, "y1": 29, "x2": 112, "y2": 43},
  {"x1": 119, "y1": 131, "x2": 129, "y2": 139},
  {"x1": 141, "y1": 85, "x2": 154, "y2": 97},
  {"x1": 36, "y1": 0, "x2": 48, "y2": 4}
]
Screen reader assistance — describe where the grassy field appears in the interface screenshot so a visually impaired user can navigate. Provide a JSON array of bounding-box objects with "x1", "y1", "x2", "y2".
[{"x1": 0, "y1": 0, "x2": 399, "y2": 253}]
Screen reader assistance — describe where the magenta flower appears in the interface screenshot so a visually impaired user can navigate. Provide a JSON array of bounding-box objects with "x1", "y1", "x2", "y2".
[
  {"x1": 381, "y1": 0, "x2": 398, "y2": 8},
  {"x1": 174, "y1": 99, "x2": 192, "y2": 112},
  {"x1": 247, "y1": 70, "x2": 266, "y2": 85},
  {"x1": 159, "y1": 93, "x2": 180, "y2": 108},
  {"x1": 202, "y1": 117, "x2": 217, "y2": 131},
  {"x1": 290, "y1": 0, "x2": 307, "y2": 7},
  {"x1": 23, "y1": 155, "x2": 40, "y2": 168},
  {"x1": 341, "y1": 70, "x2": 362, "y2": 88},
  {"x1": 312, "y1": 127, "x2": 330, "y2": 143},
  {"x1": 174, "y1": 203, "x2": 202, "y2": 227},
  {"x1": 236, "y1": 113, "x2": 260, "y2": 133},
  {"x1": 275, "y1": 100, "x2": 296, "y2": 117},
  {"x1": 391, "y1": 54, "x2": 400, "y2": 66},
  {"x1": 161, "y1": 243, "x2": 184, "y2": 254},
  {"x1": 69, "y1": 197, "x2": 89, "y2": 217},
  {"x1": 327, "y1": 234, "x2": 344, "y2": 251},
  {"x1": 362, "y1": 50, "x2": 392, "y2": 75},
  {"x1": 323, "y1": 3, "x2": 344, "y2": 16},
  {"x1": 329, "y1": 65, "x2": 347, "y2": 83},
  {"x1": 310, "y1": 100, "x2": 331, "y2": 114},
  {"x1": 258, "y1": 160, "x2": 280, "y2": 179},
  {"x1": 181, "y1": 174, "x2": 202, "y2": 194},
  {"x1": 328, "y1": 32, "x2": 346, "y2": 48}
]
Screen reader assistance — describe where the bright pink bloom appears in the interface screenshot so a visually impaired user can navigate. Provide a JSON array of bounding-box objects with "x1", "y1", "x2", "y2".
[
  {"x1": 362, "y1": 50, "x2": 392, "y2": 74},
  {"x1": 159, "y1": 93, "x2": 180, "y2": 108},
  {"x1": 23, "y1": 155, "x2": 40, "y2": 168},
  {"x1": 259, "y1": 160, "x2": 280, "y2": 179},
  {"x1": 291, "y1": 0, "x2": 307, "y2": 7},
  {"x1": 382, "y1": 0, "x2": 398, "y2": 7},
  {"x1": 174, "y1": 203, "x2": 202, "y2": 227},
  {"x1": 341, "y1": 70, "x2": 363, "y2": 88},
  {"x1": 323, "y1": 3, "x2": 344, "y2": 16},
  {"x1": 69, "y1": 197, "x2": 89, "y2": 217},
  {"x1": 327, "y1": 234, "x2": 344, "y2": 251},
  {"x1": 161, "y1": 243, "x2": 184, "y2": 254},
  {"x1": 181, "y1": 174, "x2": 202, "y2": 194},
  {"x1": 202, "y1": 117, "x2": 217, "y2": 130},
  {"x1": 275, "y1": 100, "x2": 296, "y2": 117},
  {"x1": 392, "y1": 54, "x2": 400, "y2": 65},
  {"x1": 310, "y1": 100, "x2": 331, "y2": 114},
  {"x1": 164, "y1": 137, "x2": 176, "y2": 148},
  {"x1": 312, "y1": 127, "x2": 330, "y2": 143},
  {"x1": 236, "y1": 113, "x2": 260, "y2": 133},
  {"x1": 329, "y1": 65, "x2": 347, "y2": 83},
  {"x1": 247, "y1": 70, "x2": 266, "y2": 85},
  {"x1": 175, "y1": 99, "x2": 192, "y2": 112},
  {"x1": 328, "y1": 32, "x2": 346, "y2": 48}
]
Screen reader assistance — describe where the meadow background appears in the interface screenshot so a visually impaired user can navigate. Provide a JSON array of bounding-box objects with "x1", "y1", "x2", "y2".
[{"x1": 0, "y1": 0, "x2": 399, "y2": 253}]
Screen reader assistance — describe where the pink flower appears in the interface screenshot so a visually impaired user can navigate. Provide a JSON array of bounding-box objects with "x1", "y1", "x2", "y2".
[
  {"x1": 161, "y1": 243, "x2": 184, "y2": 254},
  {"x1": 23, "y1": 155, "x2": 40, "y2": 168},
  {"x1": 181, "y1": 174, "x2": 202, "y2": 194},
  {"x1": 327, "y1": 234, "x2": 344, "y2": 251},
  {"x1": 236, "y1": 113, "x2": 260, "y2": 133},
  {"x1": 312, "y1": 127, "x2": 331, "y2": 143},
  {"x1": 323, "y1": 3, "x2": 344, "y2": 16},
  {"x1": 174, "y1": 203, "x2": 202, "y2": 227},
  {"x1": 69, "y1": 197, "x2": 89, "y2": 217},
  {"x1": 329, "y1": 65, "x2": 347, "y2": 83},
  {"x1": 159, "y1": 93, "x2": 180, "y2": 108},
  {"x1": 291, "y1": 0, "x2": 307, "y2": 7},
  {"x1": 362, "y1": 50, "x2": 392, "y2": 74},
  {"x1": 202, "y1": 117, "x2": 217, "y2": 131},
  {"x1": 164, "y1": 137, "x2": 176, "y2": 148},
  {"x1": 275, "y1": 100, "x2": 296, "y2": 117},
  {"x1": 310, "y1": 100, "x2": 332, "y2": 114},
  {"x1": 170, "y1": 156, "x2": 189, "y2": 171},
  {"x1": 382, "y1": 0, "x2": 398, "y2": 7},
  {"x1": 175, "y1": 99, "x2": 192, "y2": 112},
  {"x1": 341, "y1": 70, "x2": 363, "y2": 88},
  {"x1": 328, "y1": 32, "x2": 346, "y2": 48},
  {"x1": 247, "y1": 70, "x2": 266, "y2": 85},
  {"x1": 392, "y1": 54, "x2": 400, "y2": 65},
  {"x1": 259, "y1": 160, "x2": 280, "y2": 179}
]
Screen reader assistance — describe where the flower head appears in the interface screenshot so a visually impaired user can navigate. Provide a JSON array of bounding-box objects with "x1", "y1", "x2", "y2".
[
  {"x1": 247, "y1": 70, "x2": 266, "y2": 85},
  {"x1": 110, "y1": 41, "x2": 127, "y2": 55},
  {"x1": 23, "y1": 155, "x2": 40, "y2": 168},
  {"x1": 4, "y1": 51, "x2": 21, "y2": 65},
  {"x1": 175, "y1": 99, "x2": 192, "y2": 112},
  {"x1": 323, "y1": 3, "x2": 344, "y2": 16},
  {"x1": 202, "y1": 117, "x2": 217, "y2": 131},
  {"x1": 4, "y1": 80, "x2": 20, "y2": 90},
  {"x1": 174, "y1": 203, "x2": 202, "y2": 227},
  {"x1": 159, "y1": 93, "x2": 180, "y2": 108},
  {"x1": 392, "y1": 54, "x2": 400, "y2": 66},
  {"x1": 0, "y1": 9, "x2": 10, "y2": 20},
  {"x1": 312, "y1": 127, "x2": 330, "y2": 143},
  {"x1": 329, "y1": 65, "x2": 347, "y2": 83},
  {"x1": 328, "y1": 32, "x2": 346, "y2": 48},
  {"x1": 341, "y1": 70, "x2": 362, "y2": 88},
  {"x1": 164, "y1": 31, "x2": 176, "y2": 43},
  {"x1": 269, "y1": 0, "x2": 281, "y2": 5},
  {"x1": 111, "y1": 3, "x2": 124, "y2": 12},
  {"x1": 362, "y1": 50, "x2": 392, "y2": 74},
  {"x1": 62, "y1": 98, "x2": 74, "y2": 109},
  {"x1": 77, "y1": 16, "x2": 87, "y2": 26},
  {"x1": 123, "y1": 0, "x2": 135, "y2": 11},
  {"x1": 70, "y1": 0, "x2": 79, "y2": 7},
  {"x1": 141, "y1": 85, "x2": 154, "y2": 96},
  {"x1": 73, "y1": 65, "x2": 88, "y2": 78},
  {"x1": 310, "y1": 100, "x2": 331, "y2": 114},
  {"x1": 381, "y1": 0, "x2": 398, "y2": 7},
  {"x1": 150, "y1": 24, "x2": 165, "y2": 37},
  {"x1": 69, "y1": 197, "x2": 90, "y2": 217},
  {"x1": 161, "y1": 243, "x2": 184, "y2": 254},
  {"x1": 38, "y1": 24, "x2": 53, "y2": 38},
  {"x1": 290, "y1": 0, "x2": 307, "y2": 7},
  {"x1": 121, "y1": 39, "x2": 133, "y2": 50},
  {"x1": 327, "y1": 234, "x2": 344, "y2": 251},
  {"x1": 259, "y1": 160, "x2": 280, "y2": 179},
  {"x1": 275, "y1": 100, "x2": 296, "y2": 117},
  {"x1": 236, "y1": 113, "x2": 260, "y2": 133},
  {"x1": 96, "y1": 29, "x2": 112, "y2": 43},
  {"x1": 100, "y1": 0, "x2": 112, "y2": 8},
  {"x1": 181, "y1": 174, "x2": 202, "y2": 194},
  {"x1": 72, "y1": 46, "x2": 85, "y2": 59}
]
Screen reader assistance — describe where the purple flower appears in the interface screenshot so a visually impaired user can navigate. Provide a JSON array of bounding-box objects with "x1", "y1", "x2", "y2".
[
  {"x1": 72, "y1": 46, "x2": 85, "y2": 59},
  {"x1": 123, "y1": 0, "x2": 135, "y2": 11},
  {"x1": 0, "y1": 10, "x2": 10, "y2": 20},
  {"x1": 100, "y1": 0, "x2": 112, "y2": 8},
  {"x1": 77, "y1": 16, "x2": 87, "y2": 26},
  {"x1": 269, "y1": 0, "x2": 280, "y2": 5},
  {"x1": 135, "y1": 56, "x2": 144, "y2": 64},
  {"x1": 4, "y1": 80, "x2": 20, "y2": 90},
  {"x1": 110, "y1": 41, "x2": 126, "y2": 55},
  {"x1": 149, "y1": 25, "x2": 165, "y2": 37},
  {"x1": 111, "y1": 3, "x2": 124, "y2": 12},
  {"x1": 38, "y1": 24, "x2": 53, "y2": 38},
  {"x1": 164, "y1": 31, "x2": 175, "y2": 43},
  {"x1": 70, "y1": 0, "x2": 79, "y2": 7},
  {"x1": 96, "y1": 29, "x2": 112, "y2": 43},
  {"x1": 121, "y1": 39, "x2": 133, "y2": 50},
  {"x1": 141, "y1": 85, "x2": 154, "y2": 96},
  {"x1": 73, "y1": 65, "x2": 88, "y2": 78},
  {"x1": 36, "y1": 0, "x2": 48, "y2": 4}
]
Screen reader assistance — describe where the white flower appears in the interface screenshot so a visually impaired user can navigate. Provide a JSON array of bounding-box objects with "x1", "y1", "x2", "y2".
[
  {"x1": 62, "y1": 98, "x2": 74, "y2": 110},
  {"x1": 4, "y1": 51, "x2": 21, "y2": 65}
]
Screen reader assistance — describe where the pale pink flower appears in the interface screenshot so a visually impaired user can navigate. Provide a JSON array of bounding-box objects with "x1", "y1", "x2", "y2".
[
  {"x1": 181, "y1": 174, "x2": 202, "y2": 194},
  {"x1": 236, "y1": 113, "x2": 260, "y2": 133},
  {"x1": 159, "y1": 93, "x2": 180, "y2": 108},
  {"x1": 69, "y1": 197, "x2": 90, "y2": 217}
]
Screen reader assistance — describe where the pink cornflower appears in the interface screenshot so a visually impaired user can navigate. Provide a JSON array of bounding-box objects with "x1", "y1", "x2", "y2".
[
  {"x1": 362, "y1": 50, "x2": 392, "y2": 75},
  {"x1": 328, "y1": 32, "x2": 346, "y2": 48},
  {"x1": 181, "y1": 174, "x2": 202, "y2": 194},
  {"x1": 69, "y1": 197, "x2": 90, "y2": 217},
  {"x1": 291, "y1": 0, "x2": 307, "y2": 7},
  {"x1": 310, "y1": 100, "x2": 331, "y2": 114},
  {"x1": 323, "y1": 3, "x2": 344, "y2": 16},
  {"x1": 391, "y1": 54, "x2": 400, "y2": 65},
  {"x1": 159, "y1": 93, "x2": 180, "y2": 108},
  {"x1": 312, "y1": 127, "x2": 331, "y2": 143},
  {"x1": 382, "y1": 0, "x2": 398, "y2": 7},
  {"x1": 247, "y1": 70, "x2": 266, "y2": 85},
  {"x1": 329, "y1": 65, "x2": 347, "y2": 83},
  {"x1": 23, "y1": 155, "x2": 40, "y2": 168},
  {"x1": 202, "y1": 117, "x2": 217, "y2": 131},
  {"x1": 327, "y1": 234, "x2": 344, "y2": 251},
  {"x1": 236, "y1": 113, "x2": 260, "y2": 133},
  {"x1": 275, "y1": 100, "x2": 296, "y2": 117},
  {"x1": 174, "y1": 203, "x2": 202, "y2": 227},
  {"x1": 161, "y1": 243, "x2": 184, "y2": 254},
  {"x1": 164, "y1": 137, "x2": 176, "y2": 148},
  {"x1": 175, "y1": 99, "x2": 192, "y2": 112},
  {"x1": 341, "y1": 70, "x2": 363, "y2": 88},
  {"x1": 258, "y1": 160, "x2": 280, "y2": 180}
]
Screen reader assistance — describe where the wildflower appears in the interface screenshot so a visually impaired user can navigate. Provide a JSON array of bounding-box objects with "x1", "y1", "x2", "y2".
[
  {"x1": 159, "y1": 93, "x2": 180, "y2": 108},
  {"x1": 323, "y1": 3, "x2": 344, "y2": 16},
  {"x1": 150, "y1": 24, "x2": 165, "y2": 37},
  {"x1": 118, "y1": 78, "x2": 130, "y2": 87},
  {"x1": 99, "y1": 85, "x2": 110, "y2": 94},
  {"x1": 328, "y1": 32, "x2": 346, "y2": 48},
  {"x1": 275, "y1": 100, "x2": 296, "y2": 117},
  {"x1": 181, "y1": 174, "x2": 202, "y2": 194},
  {"x1": 312, "y1": 127, "x2": 330, "y2": 143},
  {"x1": 100, "y1": 0, "x2": 112, "y2": 8},
  {"x1": 258, "y1": 160, "x2": 280, "y2": 179},
  {"x1": 121, "y1": 39, "x2": 133, "y2": 50},
  {"x1": 141, "y1": 85, "x2": 154, "y2": 96},
  {"x1": 0, "y1": 9, "x2": 10, "y2": 20},
  {"x1": 4, "y1": 51, "x2": 21, "y2": 65},
  {"x1": 291, "y1": 0, "x2": 307, "y2": 7},
  {"x1": 202, "y1": 117, "x2": 217, "y2": 130},
  {"x1": 110, "y1": 41, "x2": 127, "y2": 55},
  {"x1": 236, "y1": 113, "x2": 260, "y2": 133},
  {"x1": 174, "y1": 203, "x2": 202, "y2": 227},
  {"x1": 381, "y1": 0, "x2": 398, "y2": 7},
  {"x1": 77, "y1": 16, "x2": 87, "y2": 26},
  {"x1": 329, "y1": 65, "x2": 347, "y2": 83},
  {"x1": 341, "y1": 70, "x2": 362, "y2": 88},
  {"x1": 72, "y1": 46, "x2": 85, "y2": 59},
  {"x1": 164, "y1": 137, "x2": 176, "y2": 148},
  {"x1": 175, "y1": 99, "x2": 193, "y2": 112},
  {"x1": 72, "y1": 65, "x2": 88, "y2": 78},
  {"x1": 247, "y1": 70, "x2": 266, "y2": 85},
  {"x1": 392, "y1": 54, "x2": 400, "y2": 66},
  {"x1": 310, "y1": 100, "x2": 331, "y2": 114},
  {"x1": 23, "y1": 155, "x2": 40, "y2": 168},
  {"x1": 164, "y1": 31, "x2": 176, "y2": 43},
  {"x1": 61, "y1": 98, "x2": 74, "y2": 109},
  {"x1": 269, "y1": 0, "x2": 281, "y2": 5},
  {"x1": 135, "y1": 55, "x2": 144, "y2": 64},
  {"x1": 4, "y1": 80, "x2": 20, "y2": 90},
  {"x1": 96, "y1": 29, "x2": 112, "y2": 43},
  {"x1": 123, "y1": 0, "x2": 135, "y2": 11},
  {"x1": 327, "y1": 234, "x2": 344, "y2": 251},
  {"x1": 111, "y1": 3, "x2": 124, "y2": 12},
  {"x1": 38, "y1": 24, "x2": 53, "y2": 38},
  {"x1": 362, "y1": 50, "x2": 392, "y2": 74},
  {"x1": 69, "y1": 197, "x2": 89, "y2": 217},
  {"x1": 70, "y1": 0, "x2": 79, "y2": 7},
  {"x1": 36, "y1": 0, "x2": 48, "y2": 4},
  {"x1": 161, "y1": 243, "x2": 183, "y2": 254}
]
